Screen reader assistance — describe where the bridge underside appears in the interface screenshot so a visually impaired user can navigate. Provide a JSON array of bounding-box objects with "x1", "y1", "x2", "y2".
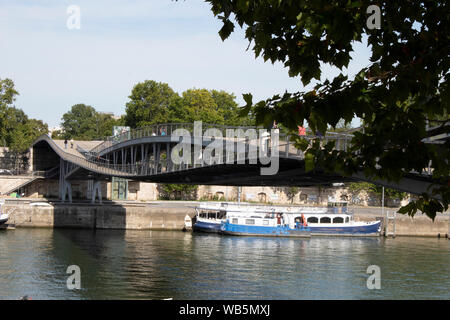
[
  {"x1": 65, "y1": 158, "x2": 355, "y2": 187},
  {"x1": 135, "y1": 160, "x2": 355, "y2": 186}
]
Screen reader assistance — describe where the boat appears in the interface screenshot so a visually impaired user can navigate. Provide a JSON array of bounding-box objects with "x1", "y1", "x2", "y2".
[
  {"x1": 220, "y1": 212, "x2": 311, "y2": 238},
  {"x1": 0, "y1": 200, "x2": 12, "y2": 225},
  {"x1": 0, "y1": 213, "x2": 9, "y2": 225},
  {"x1": 193, "y1": 202, "x2": 282, "y2": 233},
  {"x1": 192, "y1": 202, "x2": 228, "y2": 233},
  {"x1": 300, "y1": 201, "x2": 382, "y2": 236},
  {"x1": 193, "y1": 201, "x2": 381, "y2": 237}
]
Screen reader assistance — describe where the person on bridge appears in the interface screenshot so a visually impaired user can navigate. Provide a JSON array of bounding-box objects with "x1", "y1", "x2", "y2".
[{"x1": 64, "y1": 139, "x2": 68, "y2": 149}]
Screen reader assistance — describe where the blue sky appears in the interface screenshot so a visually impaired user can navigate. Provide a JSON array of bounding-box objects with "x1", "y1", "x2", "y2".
[{"x1": 1, "y1": 0, "x2": 371, "y2": 127}]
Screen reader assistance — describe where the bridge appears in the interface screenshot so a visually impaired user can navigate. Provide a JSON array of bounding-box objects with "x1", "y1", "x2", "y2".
[{"x1": 28, "y1": 122, "x2": 445, "y2": 203}]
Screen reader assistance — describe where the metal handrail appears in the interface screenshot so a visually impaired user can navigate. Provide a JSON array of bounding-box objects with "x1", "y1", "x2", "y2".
[
  {"x1": 33, "y1": 123, "x2": 354, "y2": 178},
  {"x1": 89, "y1": 123, "x2": 354, "y2": 156}
]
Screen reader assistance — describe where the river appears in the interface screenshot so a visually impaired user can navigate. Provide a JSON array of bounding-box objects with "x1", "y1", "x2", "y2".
[{"x1": 0, "y1": 228, "x2": 448, "y2": 300}]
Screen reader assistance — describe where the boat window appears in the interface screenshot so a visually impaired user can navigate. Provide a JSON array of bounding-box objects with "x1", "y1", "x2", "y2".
[
  {"x1": 333, "y1": 217, "x2": 344, "y2": 223},
  {"x1": 245, "y1": 219, "x2": 255, "y2": 225},
  {"x1": 263, "y1": 220, "x2": 269, "y2": 226},
  {"x1": 307, "y1": 217, "x2": 318, "y2": 223},
  {"x1": 218, "y1": 211, "x2": 227, "y2": 219},
  {"x1": 207, "y1": 212, "x2": 217, "y2": 219},
  {"x1": 232, "y1": 218, "x2": 238, "y2": 224},
  {"x1": 345, "y1": 217, "x2": 349, "y2": 223},
  {"x1": 320, "y1": 217, "x2": 331, "y2": 223}
]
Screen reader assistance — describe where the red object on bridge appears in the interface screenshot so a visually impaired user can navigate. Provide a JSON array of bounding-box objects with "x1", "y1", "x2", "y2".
[{"x1": 298, "y1": 126, "x2": 306, "y2": 136}]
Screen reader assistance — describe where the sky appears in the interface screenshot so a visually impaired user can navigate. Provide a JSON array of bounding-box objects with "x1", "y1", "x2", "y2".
[{"x1": 1, "y1": 0, "x2": 371, "y2": 128}]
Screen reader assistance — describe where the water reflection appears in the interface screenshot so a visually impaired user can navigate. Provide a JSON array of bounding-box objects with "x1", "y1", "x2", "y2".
[{"x1": 0, "y1": 229, "x2": 448, "y2": 299}]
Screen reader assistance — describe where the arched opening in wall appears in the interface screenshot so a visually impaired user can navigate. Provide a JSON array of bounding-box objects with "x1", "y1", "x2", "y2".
[
  {"x1": 215, "y1": 191, "x2": 224, "y2": 200},
  {"x1": 299, "y1": 194, "x2": 308, "y2": 203},
  {"x1": 258, "y1": 192, "x2": 267, "y2": 203},
  {"x1": 320, "y1": 217, "x2": 331, "y2": 223},
  {"x1": 207, "y1": 192, "x2": 213, "y2": 200}
]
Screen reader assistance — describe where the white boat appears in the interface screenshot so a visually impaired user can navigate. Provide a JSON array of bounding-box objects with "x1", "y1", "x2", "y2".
[
  {"x1": 193, "y1": 201, "x2": 381, "y2": 237},
  {"x1": 193, "y1": 202, "x2": 325, "y2": 233},
  {"x1": 0, "y1": 200, "x2": 12, "y2": 225}
]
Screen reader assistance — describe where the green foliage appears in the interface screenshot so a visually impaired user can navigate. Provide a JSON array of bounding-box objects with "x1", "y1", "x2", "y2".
[
  {"x1": 61, "y1": 104, "x2": 120, "y2": 140},
  {"x1": 168, "y1": 88, "x2": 223, "y2": 124},
  {"x1": 158, "y1": 183, "x2": 198, "y2": 200},
  {"x1": 0, "y1": 78, "x2": 48, "y2": 152},
  {"x1": 349, "y1": 182, "x2": 407, "y2": 204},
  {"x1": 124, "y1": 80, "x2": 178, "y2": 128},
  {"x1": 125, "y1": 80, "x2": 254, "y2": 127},
  {"x1": 207, "y1": 0, "x2": 449, "y2": 219}
]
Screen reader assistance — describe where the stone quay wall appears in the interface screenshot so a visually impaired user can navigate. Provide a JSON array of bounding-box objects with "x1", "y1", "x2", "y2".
[{"x1": 2, "y1": 201, "x2": 449, "y2": 237}]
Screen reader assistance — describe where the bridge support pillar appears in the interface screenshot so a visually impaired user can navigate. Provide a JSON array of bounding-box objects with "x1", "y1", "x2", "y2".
[
  {"x1": 61, "y1": 181, "x2": 72, "y2": 203},
  {"x1": 91, "y1": 181, "x2": 102, "y2": 204},
  {"x1": 59, "y1": 159, "x2": 72, "y2": 203}
]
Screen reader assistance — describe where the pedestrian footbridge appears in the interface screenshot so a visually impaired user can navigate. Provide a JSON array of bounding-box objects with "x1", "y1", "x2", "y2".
[{"x1": 29, "y1": 123, "x2": 444, "y2": 203}]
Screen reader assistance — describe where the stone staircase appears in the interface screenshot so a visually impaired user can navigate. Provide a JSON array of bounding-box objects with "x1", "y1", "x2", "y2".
[{"x1": 0, "y1": 176, "x2": 39, "y2": 196}]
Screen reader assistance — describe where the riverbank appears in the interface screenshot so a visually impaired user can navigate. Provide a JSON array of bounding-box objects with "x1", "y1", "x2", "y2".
[{"x1": 2, "y1": 199, "x2": 449, "y2": 237}]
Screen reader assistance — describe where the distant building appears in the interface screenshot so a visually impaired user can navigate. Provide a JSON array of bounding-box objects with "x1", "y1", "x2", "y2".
[
  {"x1": 48, "y1": 126, "x2": 62, "y2": 136},
  {"x1": 99, "y1": 112, "x2": 122, "y2": 121}
]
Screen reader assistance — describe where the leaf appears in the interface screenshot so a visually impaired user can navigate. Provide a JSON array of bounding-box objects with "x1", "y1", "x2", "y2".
[
  {"x1": 218, "y1": 19, "x2": 235, "y2": 41},
  {"x1": 305, "y1": 152, "x2": 315, "y2": 172}
]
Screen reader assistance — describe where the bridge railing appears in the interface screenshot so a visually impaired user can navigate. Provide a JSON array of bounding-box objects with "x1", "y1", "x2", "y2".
[
  {"x1": 89, "y1": 122, "x2": 354, "y2": 156},
  {"x1": 39, "y1": 125, "x2": 353, "y2": 178}
]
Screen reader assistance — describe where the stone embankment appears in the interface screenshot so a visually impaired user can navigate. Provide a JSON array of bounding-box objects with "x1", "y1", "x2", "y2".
[{"x1": 2, "y1": 200, "x2": 449, "y2": 237}]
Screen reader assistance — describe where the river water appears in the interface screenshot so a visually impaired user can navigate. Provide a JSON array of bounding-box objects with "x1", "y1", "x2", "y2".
[{"x1": 0, "y1": 228, "x2": 448, "y2": 300}]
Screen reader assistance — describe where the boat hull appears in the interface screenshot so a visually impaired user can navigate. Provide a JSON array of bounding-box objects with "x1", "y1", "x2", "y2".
[
  {"x1": 308, "y1": 221, "x2": 381, "y2": 236},
  {"x1": 221, "y1": 222, "x2": 311, "y2": 238},
  {"x1": 192, "y1": 220, "x2": 222, "y2": 233}
]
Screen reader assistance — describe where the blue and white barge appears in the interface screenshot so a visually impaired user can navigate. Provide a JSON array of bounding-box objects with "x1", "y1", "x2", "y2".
[
  {"x1": 192, "y1": 202, "x2": 228, "y2": 233},
  {"x1": 296, "y1": 201, "x2": 381, "y2": 236},
  {"x1": 193, "y1": 201, "x2": 381, "y2": 237},
  {"x1": 220, "y1": 212, "x2": 311, "y2": 238}
]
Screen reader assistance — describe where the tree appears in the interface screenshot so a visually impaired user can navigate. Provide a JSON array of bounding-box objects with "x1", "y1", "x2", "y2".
[
  {"x1": 207, "y1": 1, "x2": 449, "y2": 219},
  {"x1": 211, "y1": 90, "x2": 255, "y2": 126},
  {"x1": 9, "y1": 118, "x2": 48, "y2": 153},
  {"x1": 0, "y1": 78, "x2": 19, "y2": 147},
  {"x1": 124, "y1": 80, "x2": 178, "y2": 128},
  {"x1": 168, "y1": 88, "x2": 224, "y2": 124},
  {"x1": 158, "y1": 183, "x2": 198, "y2": 200},
  {"x1": 61, "y1": 104, "x2": 118, "y2": 140},
  {"x1": 0, "y1": 78, "x2": 48, "y2": 151},
  {"x1": 0, "y1": 79, "x2": 48, "y2": 172}
]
